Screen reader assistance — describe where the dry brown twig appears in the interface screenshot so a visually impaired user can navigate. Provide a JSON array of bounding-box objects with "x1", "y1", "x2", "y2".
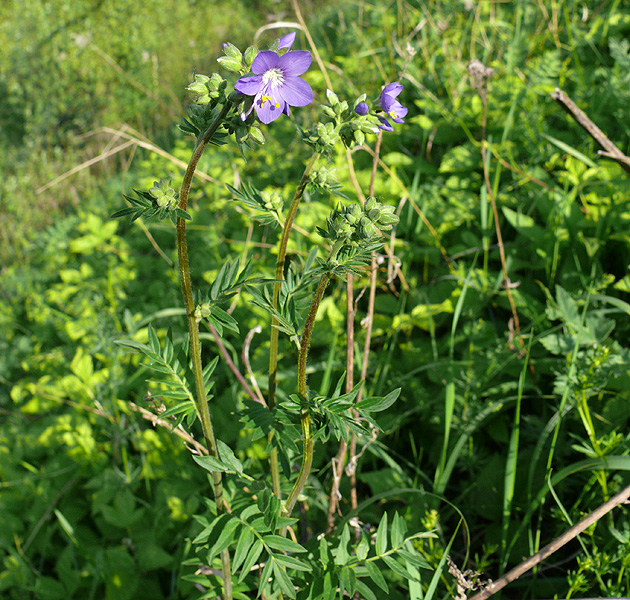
[
  {"x1": 551, "y1": 88, "x2": 630, "y2": 175},
  {"x1": 466, "y1": 482, "x2": 630, "y2": 600}
]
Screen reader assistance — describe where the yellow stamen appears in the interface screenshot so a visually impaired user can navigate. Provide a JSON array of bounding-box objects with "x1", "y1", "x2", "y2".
[{"x1": 261, "y1": 96, "x2": 281, "y2": 109}]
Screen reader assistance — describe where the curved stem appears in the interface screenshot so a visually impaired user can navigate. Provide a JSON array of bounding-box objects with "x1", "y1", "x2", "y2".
[
  {"x1": 283, "y1": 273, "x2": 330, "y2": 518},
  {"x1": 176, "y1": 102, "x2": 233, "y2": 600},
  {"x1": 267, "y1": 151, "x2": 320, "y2": 501}
]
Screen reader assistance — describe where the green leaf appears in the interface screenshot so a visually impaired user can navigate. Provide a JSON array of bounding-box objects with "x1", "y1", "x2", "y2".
[
  {"x1": 356, "y1": 388, "x2": 401, "y2": 413},
  {"x1": 273, "y1": 554, "x2": 311, "y2": 571},
  {"x1": 391, "y1": 512, "x2": 406, "y2": 548},
  {"x1": 192, "y1": 454, "x2": 233, "y2": 474},
  {"x1": 355, "y1": 579, "x2": 377, "y2": 600},
  {"x1": 257, "y1": 559, "x2": 273, "y2": 597},
  {"x1": 339, "y1": 566, "x2": 356, "y2": 598},
  {"x1": 355, "y1": 533, "x2": 369, "y2": 561},
  {"x1": 382, "y1": 554, "x2": 410, "y2": 579},
  {"x1": 216, "y1": 440, "x2": 243, "y2": 475},
  {"x1": 335, "y1": 524, "x2": 351, "y2": 566},
  {"x1": 272, "y1": 558, "x2": 296, "y2": 598},
  {"x1": 365, "y1": 560, "x2": 389, "y2": 593},
  {"x1": 375, "y1": 512, "x2": 388, "y2": 556},
  {"x1": 262, "y1": 535, "x2": 306, "y2": 554},
  {"x1": 209, "y1": 517, "x2": 240, "y2": 558},
  {"x1": 232, "y1": 526, "x2": 254, "y2": 572},
  {"x1": 239, "y1": 539, "x2": 264, "y2": 583}
]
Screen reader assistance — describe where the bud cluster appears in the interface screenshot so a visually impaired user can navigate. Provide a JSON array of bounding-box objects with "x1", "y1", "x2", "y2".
[
  {"x1": 260, "y1": 190, "x2": 284, "y2": 212},
  {"x1": 319, "y1": 197, "x2": 399, "y2": 245},
  {"x1": 303, "y1": 121, "x2": 339, "y2": 153},
  {"x1": 186, "y1": 73, "x2": 227, "y2": 106},
  {"x1": 149, "y1": 179, "x2": 178, "y2": 210},
  {"x1": 194, "y1": 302, "x2": 212, "y2": 323},
  {"x1": 309, "y1": 167, "x2": 338, "y2": 192},
  {"x1": 217, "y1": 42, "x2": 258, "y2": 75}
]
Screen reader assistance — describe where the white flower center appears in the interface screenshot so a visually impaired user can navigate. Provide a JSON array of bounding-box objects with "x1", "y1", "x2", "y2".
[{"x1": 262, "y1": 68, "x2": 284, "y2": 89}]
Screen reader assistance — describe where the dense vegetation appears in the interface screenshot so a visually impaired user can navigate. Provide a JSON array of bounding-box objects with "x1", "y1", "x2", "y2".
[{"x1": 2, "y1": 0, "x2": 630, "y2": 598}]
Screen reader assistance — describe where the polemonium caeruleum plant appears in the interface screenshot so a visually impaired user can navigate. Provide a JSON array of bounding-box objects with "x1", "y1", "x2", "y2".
[{"x1": 112, "y1": 32, "x2": 433, "y2": 600}]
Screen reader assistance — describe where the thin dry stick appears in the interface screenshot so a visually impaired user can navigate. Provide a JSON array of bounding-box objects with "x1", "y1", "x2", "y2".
[
  {"x1": 467, "y1": 482, "x2": 630, "y2": 600},
  {"x1": 242, "y1": 325, "x2": 267, "y2": 407},
  {"x1": 204, "y1": 321, "x2": 265, "y2": 407},
  {"x1": 128, "y1": 402, "x2": 209, "y2": 456},
  {"x1": 290, "y1": 0, "x2": 333, "y2": 91},
  {"x1": 346, "y1": 132, "x2": 383, "y2": 534},
  {"x1": 551, "y1": 88, "x2": 630, "y2": 175}
]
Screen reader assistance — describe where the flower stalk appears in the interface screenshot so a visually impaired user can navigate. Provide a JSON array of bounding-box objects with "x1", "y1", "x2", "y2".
[
  {"x1": 267, "y1": 150, "x2": 320, "y2": 500},
  {"x1": 176, "y1": 102, "x2": 233, "y2": 600},
  {"x1": 283, "y1": 272, "x2": 331, "y2": 518}
]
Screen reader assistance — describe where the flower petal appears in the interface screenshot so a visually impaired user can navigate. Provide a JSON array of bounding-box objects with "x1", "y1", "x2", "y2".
[
  {"x1": 388, "y1": 101, "x2": 408, "y2": 121},
  {"x1": 277, "y1": 76, "x2": 313, "y2": 107},
  {"x1": 255, "y1": 91, "x2": 286, "y2": 124},
  {"x1": 377, "y1": 116, "x2": 394, "y2": 131},
  {"x1": 382, "y1": 82, "x2": 403, "y2": 98},
  {"x1": 235, "y1": 75, "x2": 262, "y2": 96},
  {"x1": 251, "y1": 51, "x2": 281, "y2": 75},
  {"x1": 278, "y1": 50, "x2": 312, "y2": 76},
  {"x1": 278, "y1": 32, "x2": 296, "y2": 51}
]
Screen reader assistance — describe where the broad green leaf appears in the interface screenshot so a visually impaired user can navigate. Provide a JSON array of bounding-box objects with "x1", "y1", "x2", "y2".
[
  {"x1": 209, "y1": 517, "x2": 240, "y2": 558},
  {"x1": 391, "y1": 512, "x2": 406, "y2": 548},
  {"x1": 375, "y1": 512, "x2": 388, "y2": 556},
  {"x1": 232, "y1": 526, "x2": 254, "y2": 572},
  {"x1": 192, "y1": 454, "x2": 232, "y2": 474},
  {"x1": 273, "y1": 554, "x2": 311, "y2": 571},
  {"x1": 335, "y1": 524, "x2": 350, "y2": 566},
  {"x1": 355, "y1": 579, "x2": 377, "y2": 600},
  {"x1": 365, "y1": 560, "x2": 388, "y2": 593},
  {"x1": 339, "y1": 566, "x2": 356, "y2": 599},
  {"x1": 272, "y1": 558, "x2": 296, "y2": 598},
  {"x1": 262, "y1": 535, "x2": 306, "y2": 554},
  {"x1": 382, "y1": 554, "x2": 411, "y2": 579},
  {"x1": 239, "y1": 540, "x2": 264, "y2": 583},
  {"x1": 356, "y1": 388, "x2": 401, "y2": 413},
  {"x1": 216, "y1": 440, "x2": 243, "y2": 475},
  {"x1": 355, "y1": 533, "x2": 369, "y2": 561}
]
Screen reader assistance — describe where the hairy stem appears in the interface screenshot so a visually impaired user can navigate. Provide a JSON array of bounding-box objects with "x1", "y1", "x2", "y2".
[
  {"x1": 268, "y1": 151, "x2": 320, "y2": 501},
  {"x1": 176, "y1": 102, "x2": 233, "y2": 600},
  {"x1": 283, "y1": 273, "x2": 330, "y2": 518}
]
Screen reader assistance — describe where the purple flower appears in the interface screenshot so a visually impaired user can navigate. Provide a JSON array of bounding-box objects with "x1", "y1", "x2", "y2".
[
  {"x1": 354, "y1": 102, "x2": 369, "y2": 116},
  {"x1": 377, "y1": 82, "x2": 408, "y2": 131},
  {"x1": 235, "y1": 48, "x2": 313, "y2": 124}
]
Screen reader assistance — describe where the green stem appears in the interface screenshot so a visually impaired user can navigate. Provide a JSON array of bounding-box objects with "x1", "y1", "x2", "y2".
[
  {"x1": 283, "y1": 273, "x2": 330, "y2": 518},
  {"x1": 267, "y1": 151, "x2": 320, "y2": 500},
  {"x1": 176, "y1": 102, "x2": 233, "y2": 600}
]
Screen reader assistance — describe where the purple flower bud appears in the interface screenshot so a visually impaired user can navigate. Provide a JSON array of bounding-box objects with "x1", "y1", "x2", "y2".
[
  {"x1": 278, "y1": 32, "x2": 296, "y2": 51},
  {"x1": 354, "y1": 102, "x2": 369, "y2": 116}
]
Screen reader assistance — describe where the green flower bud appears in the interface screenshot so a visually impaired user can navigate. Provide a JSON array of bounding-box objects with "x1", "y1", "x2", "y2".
[
  {"x1": 365, "y1": 197, "x2": 377, "y2": 212},
  {"x1": 248, "y1": 126, "x2": 265, "y2": 145},
  {"x1": 222, "y1": 42, "x2": 242, "y2": 60},
  {"x1": 368, "y1": 208, "x2": 381, "y2": 221},
  {"x1": 217, "y1": 55, "x2": 243, "y2": 73},
  {"x1": 244, "y1": 45, "x2": 258, "y2": 67}
]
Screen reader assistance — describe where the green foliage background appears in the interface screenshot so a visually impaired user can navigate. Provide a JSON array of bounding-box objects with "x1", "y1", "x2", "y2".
[{"x1": 2, "y1": 0, "x2": 630, "y2": 598}]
